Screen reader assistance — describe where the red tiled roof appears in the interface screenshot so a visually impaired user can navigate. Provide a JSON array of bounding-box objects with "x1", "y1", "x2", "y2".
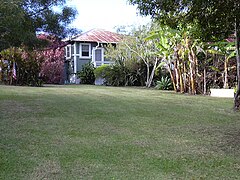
[{"x1": 72, "y1": 29, "x2": 122, "y2": 43}]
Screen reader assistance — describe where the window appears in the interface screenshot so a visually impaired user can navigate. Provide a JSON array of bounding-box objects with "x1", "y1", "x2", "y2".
[
  {"x1": 80, "y1": 44, "x2": 91, "y2": 58},
  {"x1": 66, "y1": 45, "x2": 71, "y2": 58},
  {"x1": 95, "y1": 49, "x2": 102, "y2": 61}
]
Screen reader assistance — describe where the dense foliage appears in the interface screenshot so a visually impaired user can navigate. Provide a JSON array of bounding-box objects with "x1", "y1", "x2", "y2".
[
  {"x1": 78, "y1": 63, "x2": 96, "y2": 85},
  {"x1": 0, "y1": 0, "x2": 77, "y2": 86},
  {"x1": 38, "y1": 34, "x2": 65, "y2": 84},
  {"x1": 104, "y1": 24, "x2": 237, "y2": 95},
  {"x1": 105, "y1": 26, "x2": 161, "y2": 87},
  {"x1": 129, "y1": 0, "x2": 240, "y2": 41},
  {"x1": 0, "y1": 35, "x2": 66, "y2": 86},
  {"x1": 155, "y1": 77, "x2": 172, "y2": 90},
  {"x1": 0, "y1": 0, "x2": 77, "y2": 51},
  {"x1": 0, "y1": 47, "x2": 43, "y2": 86},
  {"x1": 94, "y1": 60, "x2": 145, "y2": 87},
  {"x1": 128, "y1": 0, "x2": 240, "y2": 109}
]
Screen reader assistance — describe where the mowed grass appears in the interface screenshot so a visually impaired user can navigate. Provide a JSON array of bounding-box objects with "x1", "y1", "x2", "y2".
[{"x1": 0, "y1": 85, "x2": 240, "y2": 179}]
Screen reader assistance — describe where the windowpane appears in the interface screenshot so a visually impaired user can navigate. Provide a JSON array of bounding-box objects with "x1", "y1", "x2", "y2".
[
  {"x1": 82, "y1": 45, "x2": 89, "y2": 51},
  {"x1": 81, "y1": 44, "x2": 90, "y2": 57},
  {"x1": 82, "y1": 51, "x2": 89, "y2": 57},
  {"x1": 66, "y1": 46, "x2": 70, "y2": 57},
  {"x1": 95, "y1": 49, "x2": 102, "y2": 61}
]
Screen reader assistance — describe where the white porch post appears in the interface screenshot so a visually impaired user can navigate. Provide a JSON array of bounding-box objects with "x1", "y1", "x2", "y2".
[
  {"x1": 92, "y1": 48, "x2": 96, "y2": 67},
  {"x1": 101, "y1": 48, "x2": 104, "y2": 66},
  {"x1": 74, "y1": 43, "x2": 77, "y2": 83}
]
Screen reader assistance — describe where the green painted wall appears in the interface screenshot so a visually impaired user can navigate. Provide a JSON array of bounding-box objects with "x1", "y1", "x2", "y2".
[{"x1": 71, "y1": 42, "x2": 114, "y2": 73}]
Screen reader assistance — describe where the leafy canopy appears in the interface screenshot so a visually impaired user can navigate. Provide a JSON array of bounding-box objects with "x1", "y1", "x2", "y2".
[
  {"x1": 129, "y1": 0, "x2": 240, "y2": 41},
  {"x1": 0, "y1": 0, "x2": 77, "y2": 50}
]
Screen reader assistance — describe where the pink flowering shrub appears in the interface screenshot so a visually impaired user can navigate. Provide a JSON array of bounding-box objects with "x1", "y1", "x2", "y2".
[
  {"x1": 0, "y1": 34, "x2": 66, "y2": 86},
  {"x1": 38, "y1": 34, "x2": 66, "y2": 84},
  {"x1": 0, "y1": 47, "x2": 43, "y2": 86},
  {"x1": 40, "y1": 48, "x2": 65, "y2": 84}
]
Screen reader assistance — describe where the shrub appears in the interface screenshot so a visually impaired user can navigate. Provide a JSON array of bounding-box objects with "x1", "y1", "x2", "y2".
[
  {"x1": 38, "y1": 34, "x2": 65, "y2": 84},
  {"x1": 0, "y1": 47, "x2": 43, "y2": 86},
  {"x1": 155, "y1": 76, "x2": 173, "y2": 90},
  {"x1": 94, "y1": 64, "x2": 109, "y2": 79},
  {"x1": 94, "y1": 62, "x2": 146, "y2": 86},
  {"x1": 40, "y1": 48, "x2": 64, "y2": 84},
  {"x1": 78, "y1": 62, "x2": 95, "y2": 84},
  {"x1": 94, "y1": 63, "x2": 126, "y2": 86},
  {"x1": 105, "y1": 64, "x2": 126, "y2": 86}
]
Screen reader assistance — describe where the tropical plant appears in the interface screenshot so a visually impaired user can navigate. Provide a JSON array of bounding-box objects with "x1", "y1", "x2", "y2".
[
  {"x1": 155, "y1": 76, "x2": 172, "y2": 90},
  {"x1": 206, "y1": 41, "x2": 236, "y2": 89},
  {"x1": 105, "y1": 25, "x2": 160, "y2": 87},
  {"x1": 0, "y1": 47, "x2": 43, "y2": 86},
  {"x1": 129, "y1": 0, "x2": 240, "y2": 110},
  {"x1": 94, "y1": 64, "x2": 109, "y2": 79},
  {"x1": 97, "y1": 61, "x2": 127, "y2": 86},
  {"x1": 148, "y1": 24, "x2": 211, "y2": 95},
  {"x1": 78, "y1": 63, "x2": 95, "y2": 85}
]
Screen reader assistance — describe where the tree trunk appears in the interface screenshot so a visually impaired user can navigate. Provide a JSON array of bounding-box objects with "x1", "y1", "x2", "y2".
[
  {"x1": 177, "y1": 58, "x2": 184, "y2": 93},
  {"x1": 179, "y1": 67, "x2": 184, "y2": 93},
  {"x1": 203, "y1": 52, "x2": 208, "y2": 95},
  {"x1": 147, "y1": 58, "x2": 158, "y2": 88},
  {"x1": 234, "y1": 18, "x2": 240, "y2": 110},
  {"x1": 191, "y1": 48, "x2": 197, "y2": 94},
  {"x1": 167, "y1": 63, "x2": 177, "y2": 92},
  {"x1": 183, "y1": 62, "x2": 187, "y2": 92},
  {"x1": 175, "y1": 47, "x2": 184, "y2": 93},
  {"x1": 204, "y1": 67, "x2": 207, "y2": 95},
  {"x1": 188, "y1": 50, "x2": 196, "y2": 95},
  {"x1": 174, "y1": 61, "x2": 180, "y2": 91},
  {"x1": 186, "y1": 38, "x2": 196, "y2": 95},
  {"x1": 145, "y1": 63, "x2": 150, "y2": 87},
  {"x1": 223, "y1": 56, "x2": 229, "y2": 89}
]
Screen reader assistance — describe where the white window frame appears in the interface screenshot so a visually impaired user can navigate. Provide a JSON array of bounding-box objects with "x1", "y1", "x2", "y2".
[
  {"x1": 65, "y1": 45, "x2": 71, "y2": 59},
  {"x1": 92, "y1": 47, "x2": 104, "y2": 67},
  {"x1": 80, "y1": 43, "x2": 91, "y2": 59},
  {"x1": 93, "y1": 47, "x2": 104, "y2": 62}
]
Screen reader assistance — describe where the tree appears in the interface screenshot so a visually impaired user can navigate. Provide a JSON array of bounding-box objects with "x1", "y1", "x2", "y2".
[
  {"x1": 0, "y1": 0, "x2": 77, "y2": 51},
  {"x1": 148, "y1": 25, "x2": 203, "y2": 94},
  {"x1": 38, "y1": 34, "x2": 65, "y2": 84},
  {"x1": 129, "y1": 0, "x2": 240, "y2": 110},
  {"x1": 105, "y1": 25, "x2": 161, "y2": 88},
  {"x1": 206, "y1": 41, "x2": 236, "y2": 89},
  {"x1": 126, "y1": 26, "x2": 160, "y2": 87},
  {"x1": 105, "y1": 41, "x2": 146, "y2": 87}
]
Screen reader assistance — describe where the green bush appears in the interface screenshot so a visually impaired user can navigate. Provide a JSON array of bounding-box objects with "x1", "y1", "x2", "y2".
[
  {"x1": 155, "y1": 76, "x2": 173, "y2": 90},
  {"x1": 94, "y1": 62, "x2": 146, "y2": 86},
  {"x1": 78, "y1": 62, "x2": 95, "y2": 84},
  {"x1": 94, "y1": 64, "x2": 109, "y2": 79},
  {"x1": 94, "y1": 63, "x2": 126, "y2": 86},
  {"x1": 0, "y1": 47, "x2": 43, "y2": 86},
  {"x1": 106, "y1": 64, "x2": 126, "y2": 86}
]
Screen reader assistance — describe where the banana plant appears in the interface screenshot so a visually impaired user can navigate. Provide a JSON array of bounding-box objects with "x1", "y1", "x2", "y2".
[
  {"x1": 206, "y1": 41, "x2": 236, "y2": 88},
  {"x1": 146, "y1": 26, "x2": 179, "y2": 91}
]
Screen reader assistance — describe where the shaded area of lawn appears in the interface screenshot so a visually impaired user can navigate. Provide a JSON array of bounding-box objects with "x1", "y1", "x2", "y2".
[{"x1": 0, "y1": 85, "x2": 240, "y2": 179}]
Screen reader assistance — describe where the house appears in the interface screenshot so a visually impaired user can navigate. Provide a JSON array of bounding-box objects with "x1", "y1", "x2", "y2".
[{"x1": 64, "y1": 29, "x2": 122, "y2": 84}]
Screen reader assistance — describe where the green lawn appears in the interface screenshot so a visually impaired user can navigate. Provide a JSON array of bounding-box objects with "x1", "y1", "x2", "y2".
[{"x1": 0, "y1": 85, "x2": 240, "y2": 179}]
